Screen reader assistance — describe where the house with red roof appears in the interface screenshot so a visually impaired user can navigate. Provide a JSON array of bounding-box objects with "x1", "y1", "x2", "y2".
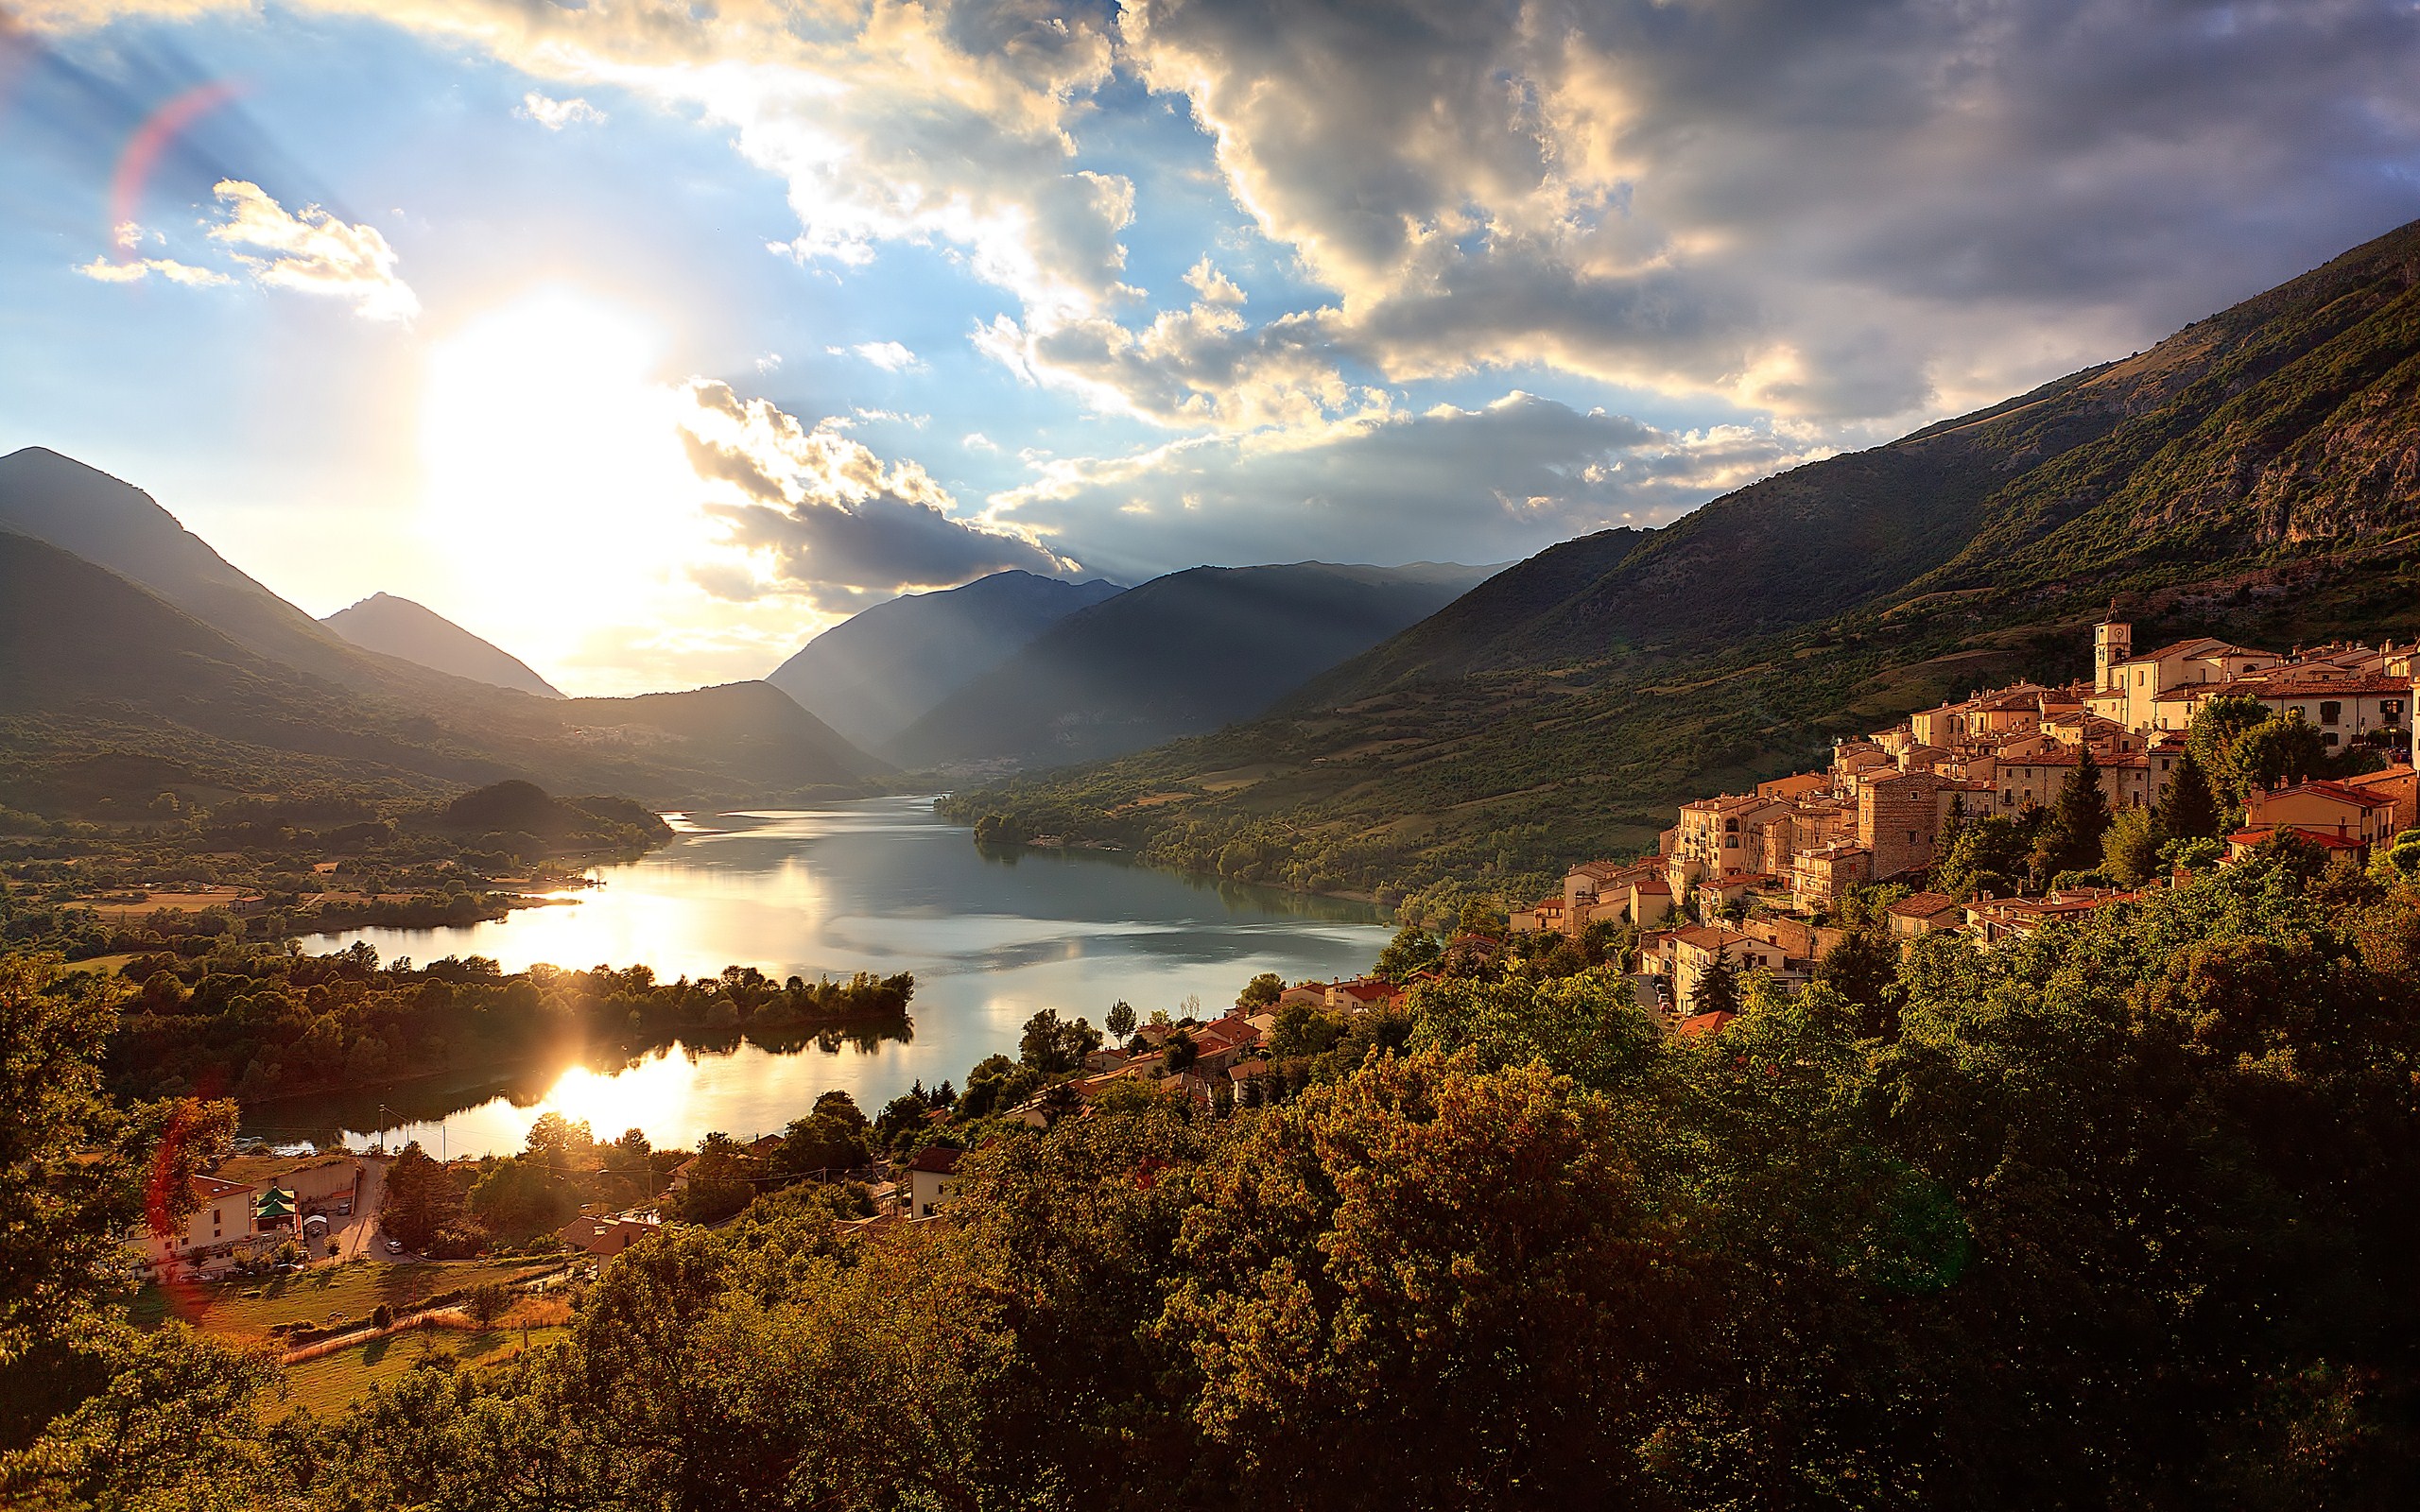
[{"x1": 904, "y1": 1145, "x2": 964, "y2": 1218}]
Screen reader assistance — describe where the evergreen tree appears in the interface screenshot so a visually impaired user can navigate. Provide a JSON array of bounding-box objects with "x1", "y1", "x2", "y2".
[
  {"x1": 1689, "y1": 945, "x2": 1740, "y2": 1016},
  {"x1": 2156, "y1": 745, "x2": 2221, "y2": 840},
  {"x1": 2042, "y1": 745, "x2": 2114, "y2": 877}
]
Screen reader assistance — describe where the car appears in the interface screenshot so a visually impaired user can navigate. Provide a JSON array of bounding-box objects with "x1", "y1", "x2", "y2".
[{"x1": 384, "y1": 1238, "x2": 404, "y2": 1254}]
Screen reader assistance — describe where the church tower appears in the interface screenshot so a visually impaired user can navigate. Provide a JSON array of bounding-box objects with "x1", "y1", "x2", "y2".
[{"x1": 2095, "y1": 619, "x2": 2133, "y2": 693}]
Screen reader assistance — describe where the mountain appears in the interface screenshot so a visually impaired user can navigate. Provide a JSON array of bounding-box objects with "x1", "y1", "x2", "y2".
[
  {"x1": 947, "y1": 216, "x2": 2420, "y2": 899},
  {"x1": 0, "y1": 451, "x2": 889, "y2": 809},
  {"x1": 890, "y1": 561, "x2": 1500, "y2": 770},
  {"x1": 323, "y1": 593, "x2": 563, "y2": 698},
  {"x1": 767, "y1": 570, "x2": 1123, "y2": 753},
  {"x1": 0, "y1": 446, "x2": 390, "y2": 691}
]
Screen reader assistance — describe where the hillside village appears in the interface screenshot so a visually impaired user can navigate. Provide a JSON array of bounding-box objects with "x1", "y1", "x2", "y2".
[{"x1": 1510, "y1": 620, "x2": 2420, "y2": 1030}]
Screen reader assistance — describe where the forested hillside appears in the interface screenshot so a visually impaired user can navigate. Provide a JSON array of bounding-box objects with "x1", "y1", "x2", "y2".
[
  {"x1": 948, "y1": 218, "x2": 2420, "y2": 906},
  {"x1": 9, "y1": 853, "x2": 2419, "y2": 1507}
]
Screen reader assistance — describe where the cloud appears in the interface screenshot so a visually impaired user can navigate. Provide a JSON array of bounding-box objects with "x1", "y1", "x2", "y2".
[
  {"x1": 207, "y1": 179, "x2": 418, "y2": 320},
  {"x1": 676, "y1": 378, "x2": 1078, "y2": 611},
  {"x1": 992, "y1": 390, "x2": 1814, "y2": 577},
  {"x1": 76, "y1": 252, "x2": 230, "y2": 286},
  {"x1": 830, "y1": 339, "x2": 922, "y2": 371},
  {"x1": 1118, "y1": 0, "x2": 2420, "y2": 424},
  {"x1": 517, "y1": 91, "x2": 604, "y2": 129}
]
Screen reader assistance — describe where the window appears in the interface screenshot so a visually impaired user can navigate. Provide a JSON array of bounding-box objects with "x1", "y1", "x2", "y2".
[
  {"x1": 2325, "y1": 732, "x2": 2341, "y2": 747},
  {"x1": 2386, "y1": 699, "x2": 2405, "y2": 718},
  {"x1": 1724, "y1": 835, "x2": 1738, "y2": 849},
  {"x1": 2321, "y1": 701, "x2": 2342, "y2": 726}
]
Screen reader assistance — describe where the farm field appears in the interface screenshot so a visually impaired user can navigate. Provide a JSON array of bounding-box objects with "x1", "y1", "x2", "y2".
[
  {"x1": 281, "y1": 1324, "x2": 569, "y2": 1416},
  {"x1": 132, "y1": 1258, "x2": 565, "y2": 1339}
]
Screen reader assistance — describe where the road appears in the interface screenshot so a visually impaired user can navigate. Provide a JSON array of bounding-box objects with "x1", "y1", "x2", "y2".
[{"x1": 325, "y1": 1154, "x2": 388, "y2": 1263}]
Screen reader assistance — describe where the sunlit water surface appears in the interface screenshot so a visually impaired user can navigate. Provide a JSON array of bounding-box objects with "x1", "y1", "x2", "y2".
[{"x1": 250, "y1": 799, "x2": 1390, "y2": 1158}]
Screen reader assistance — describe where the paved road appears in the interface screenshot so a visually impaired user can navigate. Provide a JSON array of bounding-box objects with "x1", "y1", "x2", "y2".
[{"x1": 325, "y1": 1154, "x2": 388, "y2": 1263}]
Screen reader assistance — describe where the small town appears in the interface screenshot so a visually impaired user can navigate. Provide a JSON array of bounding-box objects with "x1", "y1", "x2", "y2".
[{"x1": 1512, "y1": 619, "x2": 2418, "y2": 1033}]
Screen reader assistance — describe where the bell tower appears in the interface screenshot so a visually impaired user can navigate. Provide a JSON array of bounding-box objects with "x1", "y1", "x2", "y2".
[{"x1": 2095, "y1": 618, "x2": 2133, "y2": 693}]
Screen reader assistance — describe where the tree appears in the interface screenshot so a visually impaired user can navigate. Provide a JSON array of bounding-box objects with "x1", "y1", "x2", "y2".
[
  {"x1": 1163, "y1": 1031, "x2": 1200, "y2": 1075},
  {"x1": 2101, "y1": 805, "x2": 2163, "y2": 886},
  {"x1": 467, "y1": 1156, "x2": 575, "y2": 1238},
  {"x1": 465, "y1": 1282, "x2": 513, "y2": 1332},
  {"x1": 1374, "y1": 925, "x2": 1443, "y2": 983},
  {"x1": 1689, "y1": 944, "x2": 1740, "y2": 1016},
  {"x1": 1454, "y1": 899, "x2": 1502, "y2": 937},
  {"x1": 1163, "y1": 1052, "x2": 1704, "y2": 1507},
  {"x1": 1104, "y1": 1000, "x2": 1136, "y2": 1039},
  {"x1": 2046, "y1": 743, "x2": 2114, "y2": 876},
  {"x1": 672, "y1": 1133, "x2": 757, "y2": 1224},
  {"x1": 2229, "y1": 713, "x2": 2326, "y2": 799},
  {"x1": 381, "y1": 1142, "x2": 462, "y2": 1252},
  {"x1": 1235, "y1": 972, "x2": 1286, "y2": 1010},
  {"x1": 1018, "y1": 1009, "x2": 1099, "y2": 1076},
  {"x1": 525, "y1": 1111, "x2": 595, "y2": 1171},
  {"x1": 2188, "y1": 693, "x2": 2273, "y2": 800},
  {"x1": 2156, "y1": 744, "x2": 2221, "y2": 840},
  {"x1": 1817, "y1": 928, "x2": 1902, "y2": 1039}
]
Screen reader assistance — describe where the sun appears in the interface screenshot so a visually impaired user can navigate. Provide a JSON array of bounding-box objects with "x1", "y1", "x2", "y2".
[{"x1": 419, "y1": 287, "x2": 703, "y2": 667}]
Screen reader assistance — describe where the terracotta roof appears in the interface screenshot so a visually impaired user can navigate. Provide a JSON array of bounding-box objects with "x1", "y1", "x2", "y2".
[
  {"x1": 2125, "y1": 636, "x2": 2240, "y2": 664},
  {"x1": 1675, "y1": 1010, "x2": 1737, "y2": 1040},
  {"x1": 907, "y1": 1146, "x2": 963, "y2": 1176},
  {"x1": 2238, "y1": 676, "x2": 2413, "y2": 697},
  {"x1": 1634, "y1": 877, "x2": 1672, "y2": 894},
  {"x1": 2342, "y1": 765, "x2": 2416, "y2": 789},
  {"x1": 1886, "y1": 890, "x2": 1959, "y2": 919},
  {"x1": 2229, "y1": 825, "x2": 2365, "y2": 850},
  {"x1": 2264, "y1": 779, "x2": 2398, "y2": 810},
  {"x1": 190, "y1": 1175, "x2": 253, "y2": 1201},
  {"x1": 1671, "y1": 924, "x2": 1754, "y2": 951}
]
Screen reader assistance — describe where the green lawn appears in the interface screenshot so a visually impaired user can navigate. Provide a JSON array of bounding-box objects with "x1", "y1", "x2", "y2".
[
  {"x1": 280, "y1": 1325, "x2": 567, "y2": 1417},
  {"x1": 132, "y1": 1258, "x2": 562, "y2": 1338}
]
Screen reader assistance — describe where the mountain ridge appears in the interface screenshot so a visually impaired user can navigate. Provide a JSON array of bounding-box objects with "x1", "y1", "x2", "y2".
[
  {"x1": 892, "y1": 560, "x2": 1500, "y2": 770},
  {"x1": 323, "y1": 593, "x2": 564, "y2": 699},
  {"x1": 0, "y1": 453, "x2": 887, "y2": 808},
  {"x1": 767, "y1": 570, "x2": 1124, "y2": 754},
  {"x1": 948, "y1": 215, "x2": 2420, "y2": 902}
]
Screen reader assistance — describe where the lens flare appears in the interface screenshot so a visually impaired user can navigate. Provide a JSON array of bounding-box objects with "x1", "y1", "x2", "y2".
[{"x1": 108, "y1": 78, "x2": 243, "y2": 261}]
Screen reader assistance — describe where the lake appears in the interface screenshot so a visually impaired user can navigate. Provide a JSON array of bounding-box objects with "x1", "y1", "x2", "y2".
[{"x1": 248, "y1": 798, "x2": 1392, "y2": 1159}]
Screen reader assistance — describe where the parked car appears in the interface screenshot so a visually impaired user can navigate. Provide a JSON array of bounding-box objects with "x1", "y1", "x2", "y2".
[{"x1": 384, "y1": 1238, "x2": 404, "y2": 1254}]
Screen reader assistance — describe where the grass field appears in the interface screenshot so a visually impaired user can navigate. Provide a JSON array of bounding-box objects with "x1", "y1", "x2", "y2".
[
  {"x1": 280, "y1": 1324, "x2": 568, "y2": 1416},
  {"x1": 133, "y1": 1258, "x2": 564, "y2": 1339}
]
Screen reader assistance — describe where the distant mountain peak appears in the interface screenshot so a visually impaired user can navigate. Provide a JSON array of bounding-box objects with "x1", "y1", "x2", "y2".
[
  {"x1": 767, "y1": 569, "x2": 1128, "y2": 754},
  {"x1": 322, "y1": 593, "x2": 564, "y2": 698}
]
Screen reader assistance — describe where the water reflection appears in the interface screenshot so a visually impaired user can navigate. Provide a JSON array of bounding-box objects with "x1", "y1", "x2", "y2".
[{"x1": 271, "y1": 798, "x2": 1392, "y2": 1157}]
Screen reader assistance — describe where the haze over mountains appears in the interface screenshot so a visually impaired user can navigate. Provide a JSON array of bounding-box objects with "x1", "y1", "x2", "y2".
[
  {"x1": 955, "y1": 215, "x2": 2420, "y2": 896},
  {"x1": 323, "y1": 593, "x2": 564, "y2": 699},
  {"x1": 768, "y1": 571, "x2": 1123, "y2": 753},
  {"x1": 886, "y1": 561, "x2": 1499, "y2": 769},
  {"x1": 0, "y1": 448, "x2": 883, "y2": 809}
]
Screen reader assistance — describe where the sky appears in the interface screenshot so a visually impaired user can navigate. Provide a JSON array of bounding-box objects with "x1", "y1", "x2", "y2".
[{"x1": 3, "y1": 1, "x2": 2419, "y2": 697}]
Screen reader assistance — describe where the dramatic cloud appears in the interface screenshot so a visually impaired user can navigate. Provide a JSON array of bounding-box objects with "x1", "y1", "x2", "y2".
[
  {"x1": 1116, "y1": 0, "x2": 2420, "y2": 424},
  {"x1": 207, "y1": 179, "x2": 418, "y2": 320},
  {"x1": 516, "y1": 91, "x2": 603, "y2": 129},
  {"x1": 994, "y1": 391, "x2": 1814, "y2": 576},
  {"x1": 677, "y1": 378, "x2": 1077, "y2": 612},
  {"x1": 30, "y1": 0, "x2": 2420, "y2": 428}
]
